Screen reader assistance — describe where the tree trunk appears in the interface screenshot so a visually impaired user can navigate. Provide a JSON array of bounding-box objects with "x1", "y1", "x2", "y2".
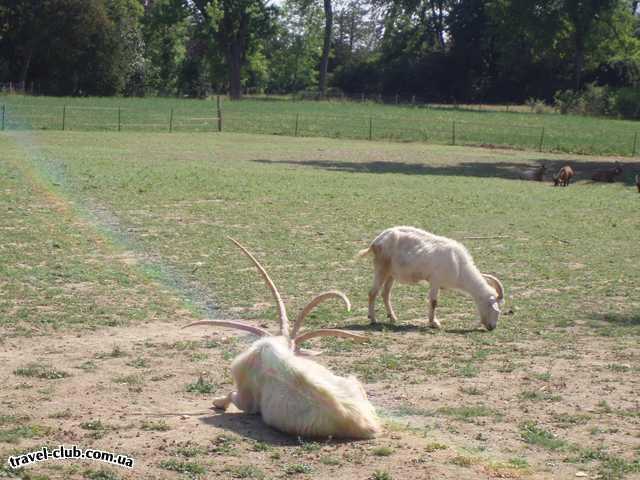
[
  {"x1": 19, "y1": 46, "x2": 34, "y2": 88},
  {"x1": 319, "y1": 0, "x2": 333, "y2": 97},
  {"x1": 574, "y1": 28, "x2": 584, "y2": 90},
  {"x1": 228, "y1": 41, "x2": 243, "y2": 100}
]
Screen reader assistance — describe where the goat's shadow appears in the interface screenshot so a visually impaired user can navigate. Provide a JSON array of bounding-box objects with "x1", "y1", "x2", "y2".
[
  {"x1": 198, "y1": 410, "x2": 364, "y2": 446},
  {"x1": 338, "y1": 322, "x2": 488, "y2": 336},
  {"x1": 590, "y1": 312, "x2": 640, "y2": 327},
  {"x1": 443, "y1": 328, "x2": 488, "y2": 335},
  {"x1": 338, "y1": 322, "x2": 434, "y2": 334}
]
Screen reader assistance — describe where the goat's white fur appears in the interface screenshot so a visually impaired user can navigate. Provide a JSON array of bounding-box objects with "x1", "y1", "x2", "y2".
[
  {"x1": 214, "y1": 336, "x2": 380, "y2": 438},
  {"x1": 186, "y1": 238, "x2": 380, "y2": 439},
  {"x1": 358, "y1": 226, "x2": 504, "y2": 330}
]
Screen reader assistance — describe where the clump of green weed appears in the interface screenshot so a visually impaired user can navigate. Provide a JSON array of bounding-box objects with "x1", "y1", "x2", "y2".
[
  {"x1": 14, "y1": 363, "x2": 70, "y2": 380},
  {"x1": 284, "y1": 463, "x2": 312, "y2": 475},
  {"x1": 159, "y1": 458, "x2": 205, "y2": 475},
  {"x1": 186, "y1": 375, "x2": 215, "y2": 394},
  {"x1": 520, "y1": 422, "x2": 567, "y2": 450},
  {"x1": 372, "y1": 446, "x2": 393, "y2": 457},
  {"x1": 141, "y1": 420, "x2": 171, "y2": 431}
]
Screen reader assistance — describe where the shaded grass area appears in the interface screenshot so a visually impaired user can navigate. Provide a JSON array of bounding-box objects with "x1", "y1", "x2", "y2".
[{"x1": 3, "y1": 95, "x2": 640, "y2": 157}]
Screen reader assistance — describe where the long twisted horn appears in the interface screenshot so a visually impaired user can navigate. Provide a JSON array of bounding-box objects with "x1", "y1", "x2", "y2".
[
  {"x1": 482, "y1": 274, "x2": 504, "y2": 303},
  {"x1": 182, "y1": 320, "x2": 272, "y2": 337},
  {"x1": 291, "y1": 291, "x2": 351, "y2": 337},
  {"x1": 228, "y1": 237, "x2": 290, "y2": 337},
  {"x1": 294, "y1": 329, "x2": 367, "y2": 347}
]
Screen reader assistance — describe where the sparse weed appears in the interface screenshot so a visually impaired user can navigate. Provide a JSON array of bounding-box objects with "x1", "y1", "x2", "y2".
[
  {"x1": 228, "y1": 464, "x2": 266, "y2": 479},
  {"x1": 372, "y1": 446, "x2": 393, "y2": 457},
  {"x1": 14, "y1": 363, "x2": 70, "y2": 380},
  {"x1": 284, "y1": 463, "x2": 313, "y2": 475},
  {"x1": 370, "y1": 471, "x2": 393, "y2": 480},
  {"x1": 186, "y1": 375, "x2": 216, "y2": 394},
  {"x1": 159, "y1": 458, "x2": 205, "y2": 475},
  {"x1": 141, "y1": 420, "x2": 171, "y2": 431},
  {"x1": 520, "y1": 422, "x2": 567, "y2": 450}
]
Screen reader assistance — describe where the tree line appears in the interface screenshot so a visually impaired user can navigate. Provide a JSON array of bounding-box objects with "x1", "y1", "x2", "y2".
[{"x1": 1, "y1": 0, "x2": 639, "y2": 104}]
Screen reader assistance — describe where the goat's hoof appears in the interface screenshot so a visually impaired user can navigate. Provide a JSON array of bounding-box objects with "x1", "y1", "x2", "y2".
[
  {"x1": 429, "y1": 320, "x2": 441, "y2": 329},
  {"x1": 212, "y1": 397, "x2": 228, "y2": 410},
  {"x1": 387, "y1": 314, "x2": 398, "y2": 323}
]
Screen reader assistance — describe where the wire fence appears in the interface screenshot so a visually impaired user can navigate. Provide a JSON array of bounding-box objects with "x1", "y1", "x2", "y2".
[
  {"x1": 1, "y1": 99, "x2": 639, "y2": 157},
  {"x1": 1, "y1": 102, "x2": 222, "y2": 133}
]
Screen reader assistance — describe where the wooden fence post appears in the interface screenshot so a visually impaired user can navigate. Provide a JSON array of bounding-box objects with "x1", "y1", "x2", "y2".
[
  {"x1": 169, "y1": 108, "x2": 173, "y2": 133},
  {"x1": 369, "y1": 117, "x2": 373, "y2": 141},
  {"x1": 538, "y1": 127, "x2": 545, "y2": 152},
  {"x1": 633, "y1": 132, "x2": 638, "y2": 156},
  {"x1": 62, "y1": 106, "x2": 66, "y2": 131},
  {"x1": 452, "y1": 121, "x2": 456, "y2": 145},
  {"x1": 217, "y1": 95, "x2": 222, "y2": 132},
  {"x1": 118, "y1": 108, "x2": 121, "y2": 132},
  {"x1": 294, "y1": 113, "x2": 299, "y2": 137},
  {"x1": 1, "y1": 104, "x2": 4, "y2": 131}
]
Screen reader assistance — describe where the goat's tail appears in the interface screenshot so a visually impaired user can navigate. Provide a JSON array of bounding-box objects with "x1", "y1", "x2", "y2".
[{"x1": 355, "y1": 246, "x2": 372, "y2": 259}]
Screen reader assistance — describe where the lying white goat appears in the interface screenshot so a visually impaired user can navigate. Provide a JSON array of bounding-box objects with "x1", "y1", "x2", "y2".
[
  {"x1": 185, "y1": 238, "x2": 381, "y2": 439},
  {"x1": 358, "y1": 226, "x2": 504, "y2": 330}
]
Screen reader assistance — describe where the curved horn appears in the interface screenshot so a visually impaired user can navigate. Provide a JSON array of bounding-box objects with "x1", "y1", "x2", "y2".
[
  {"x1": 228, "y1": 237, "x2": 289, "y2": 337},
  {"x1": 182, "y1": 320, "x2": 272, "y2": 337},
  {"x1": 294, "y1": 329, "x2": 367, "y2": 346},
  {"x1": 482, "y1": 274, "x2": 504, "y2": 303},
  {"x1": 291, "y1": 291, "x2": 351, "y2": 337}
]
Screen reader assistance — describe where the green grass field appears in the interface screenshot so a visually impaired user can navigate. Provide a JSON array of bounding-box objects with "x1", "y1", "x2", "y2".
[
  {"x1": 2, "y1": 94, "x2": 640, "y2": 157},
  {"x1": 1, "y1": 130, "x2": 639, "y2": 480},
  {"x1": 2, "y1": 130, "x2": 638, "y2": 336}
]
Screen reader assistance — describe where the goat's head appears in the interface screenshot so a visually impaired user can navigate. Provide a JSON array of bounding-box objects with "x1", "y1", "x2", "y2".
[
  {"x1": 183, "y1": 237, "x2": 365, "y2": 355},
  {"x1": 478, "y1": 274, "x2": 504, "y2": 331}
]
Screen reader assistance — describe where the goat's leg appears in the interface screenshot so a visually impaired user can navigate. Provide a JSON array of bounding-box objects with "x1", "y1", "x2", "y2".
[
  {"x1": 428, "y1": 286, "x2": 441, "y2": 328},
  {"x1": 368, "y1": 270, "x2": 387, "y2": 323},
  {"x1": 213, "y1": 391, "x2": 237, "y2": 410},
  {"x1": 382, "y1": 277, "x2": 397, "y2": 322}
]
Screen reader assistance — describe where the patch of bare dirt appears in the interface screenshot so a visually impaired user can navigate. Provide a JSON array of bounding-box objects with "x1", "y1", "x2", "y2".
[{"x1": 1, "y1": 320, "x2": 638, "y2": 479}]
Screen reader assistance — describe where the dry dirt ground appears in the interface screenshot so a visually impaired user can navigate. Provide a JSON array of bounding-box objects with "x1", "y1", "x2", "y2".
[{"x1": 1, "y1": 318, "x2": 639, "y2": 480}]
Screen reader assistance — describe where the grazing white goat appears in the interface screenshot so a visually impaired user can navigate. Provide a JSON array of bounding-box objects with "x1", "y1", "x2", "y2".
[
  {"x1": 185, "y1": 238, "x2": 381, "y2": 439},
  {"x1": 358, "y1": 226, "x2": 505, "y2": 330}
]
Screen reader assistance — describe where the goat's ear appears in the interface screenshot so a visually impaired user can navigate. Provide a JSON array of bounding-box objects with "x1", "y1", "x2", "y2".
[
  {"x1": 482, "y1": 274, "x2": 504, "y2": 304},
  {"x1": 489, "y1": 299, "x2": 501, "y2": 313}
]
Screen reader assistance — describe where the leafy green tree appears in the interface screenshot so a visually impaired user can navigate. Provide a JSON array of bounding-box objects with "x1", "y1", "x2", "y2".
[
  {"x1": 265, "y1": 0, "x2": 323, "y2": 92},
  {"x1": 0, "y1": 0, "x2": 144, "y2": 95},
  {"x1": 193, "y1": 0, "x2": 276, "y2": 99},
  {"x1": 142, "y1": 0, "x2": 189, "y2": 95}
]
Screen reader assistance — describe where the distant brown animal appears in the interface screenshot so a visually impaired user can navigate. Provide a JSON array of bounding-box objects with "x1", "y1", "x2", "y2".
[
  {"x1": 553, "y1": 165, "x2": 574, "y2": 186},
  {"x1": 591, "y1": 162, "x2": 622, "y2": 183}
]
